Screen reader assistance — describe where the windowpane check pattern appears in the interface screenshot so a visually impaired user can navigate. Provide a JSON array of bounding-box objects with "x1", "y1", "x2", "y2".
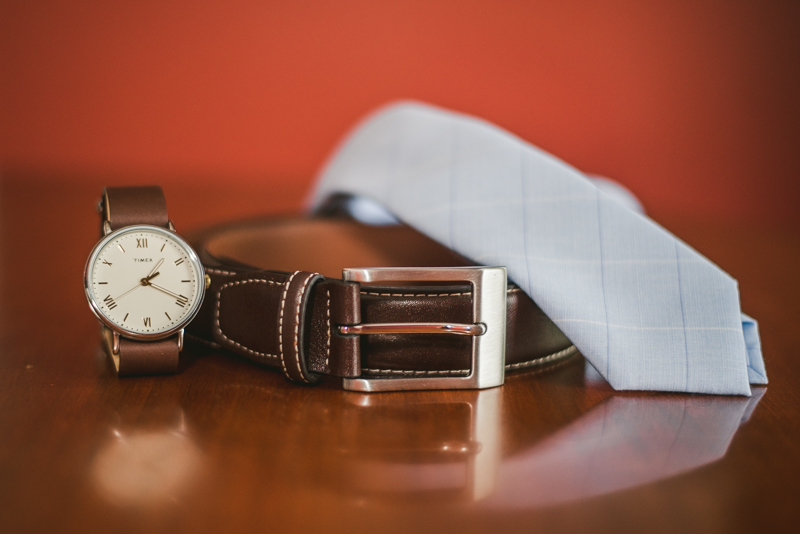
[{"x1": 312, "y1": 102, "x2": 766, "y2": 395}]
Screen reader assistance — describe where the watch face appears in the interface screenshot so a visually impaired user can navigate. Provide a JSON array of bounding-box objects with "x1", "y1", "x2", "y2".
[{"x1": 85, "y1": 225, "x2": 205, "y2": 338}]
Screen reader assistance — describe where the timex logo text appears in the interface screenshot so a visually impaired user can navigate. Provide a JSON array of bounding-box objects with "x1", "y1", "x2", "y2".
[{"x1": 134, "y1": 258, "x2": 153, "y2": 262}]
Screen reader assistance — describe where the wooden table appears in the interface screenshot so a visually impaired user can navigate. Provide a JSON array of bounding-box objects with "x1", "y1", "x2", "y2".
[{"x1": 1, "y1": 176, "x2": 798, "y2": 533}]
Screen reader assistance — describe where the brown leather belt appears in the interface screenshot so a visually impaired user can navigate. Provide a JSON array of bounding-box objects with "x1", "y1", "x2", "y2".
[{"x1": 185, "y1": 217, "x2": 578, "y2": 391}]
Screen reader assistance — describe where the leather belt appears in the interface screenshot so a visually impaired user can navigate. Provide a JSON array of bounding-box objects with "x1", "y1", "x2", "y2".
[{"x1": 185, "y1": 217, "x2": 578, "y2": 391}]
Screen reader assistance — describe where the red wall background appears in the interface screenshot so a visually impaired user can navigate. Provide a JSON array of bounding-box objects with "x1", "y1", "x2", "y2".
[{"x1": 2, "y1": 0, "x2": 798, "y2": 223}]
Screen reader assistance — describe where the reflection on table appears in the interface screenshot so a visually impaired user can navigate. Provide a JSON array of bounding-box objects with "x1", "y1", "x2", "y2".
[{"x1": 89, "y1": 359, "x2": 763, "y2": 510}]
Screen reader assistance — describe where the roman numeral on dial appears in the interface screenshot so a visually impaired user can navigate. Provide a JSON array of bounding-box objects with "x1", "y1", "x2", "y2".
[
  {"x1": 103, "y1": 295, "x2": 117, "y2": 310},
  {"x1": 174, "y1": 258, "x2": 184, "y2": 266},
  {"x1": 175, "y1": 295, "x2": 189, "y2": 307},
  {"x1": 136, "y1": 238, "x2": 148, "y2": 248},
  {"x1": 143, "y1": 317, "x2": 151, "y2": 327}
]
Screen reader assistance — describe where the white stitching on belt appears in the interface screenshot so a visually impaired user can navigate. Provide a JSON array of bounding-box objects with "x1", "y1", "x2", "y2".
[
  {"x1": 361, "y1": 345, "x2": 578, "y2": 375},
  {"x1": 361, "y1": 368, "x2": 470, "y2": 376},
  {"x1": 278, "y1": 271, "x2": 299, "y2": 380},
  {"x1": 325, "y1": 289, "x2": 331, "y2": 369},
  {"x1": 216, "y1": 279, "x2": 280, "y2": 360},
  {"x1": 359, "y1": 287, "x2": 522, "y2": 297},
  {"x1": 360, "y1": 291, "x2": 470, "y2": 297},
  {"x1": 205, "y1": 267, "x2": 238, "y2": 276},
  {"x1": 504, "y1": 345, "x2": 578, "y2": 370}
]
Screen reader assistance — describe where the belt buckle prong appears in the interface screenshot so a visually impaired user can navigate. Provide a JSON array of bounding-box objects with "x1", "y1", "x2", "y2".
[{"x1": 340, "y1": 267, "x2": 507, "y2": 392}]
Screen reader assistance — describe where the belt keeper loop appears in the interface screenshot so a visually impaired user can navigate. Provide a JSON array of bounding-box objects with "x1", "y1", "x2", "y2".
[
  {"x1": 327, "y1": 281, "x2": 362, "y2": 377},
  {"x1": 329, "y1": 281, "x2": 361, "y2": 326}
]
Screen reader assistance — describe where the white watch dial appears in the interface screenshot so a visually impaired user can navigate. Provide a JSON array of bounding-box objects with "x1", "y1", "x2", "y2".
[{"x1": 86, "y1": 226, "x2": 204, "y2": 336}]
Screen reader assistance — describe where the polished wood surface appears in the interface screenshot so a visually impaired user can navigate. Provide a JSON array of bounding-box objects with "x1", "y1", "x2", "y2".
[{"x1": 1, "y1": 176, "x2": 798, "y2": 533}]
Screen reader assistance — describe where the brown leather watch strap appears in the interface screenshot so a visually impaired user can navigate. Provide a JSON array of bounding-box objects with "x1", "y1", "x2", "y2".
[
  {"x1": 99, "y1": 185, "x2": 180, "y2": 376},
  {"x1": 102, "y1": 186, "x2": 169, "y2": 233},
  {"x1": 116, "y1": 336, "x2": 181, "y2": 376},
  {"x1": 185, "y1": 217, "x2": 577, "y2": 385}
]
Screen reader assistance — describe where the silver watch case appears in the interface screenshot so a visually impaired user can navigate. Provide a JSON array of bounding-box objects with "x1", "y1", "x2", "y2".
[{"x1": 84, "y1": 224, "x2": 206, "y2": 342}]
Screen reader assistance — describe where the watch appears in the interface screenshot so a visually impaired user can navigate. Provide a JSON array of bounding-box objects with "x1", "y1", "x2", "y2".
[{"x1": 84, "y1": 186, "x2": 207, "y2": 376}]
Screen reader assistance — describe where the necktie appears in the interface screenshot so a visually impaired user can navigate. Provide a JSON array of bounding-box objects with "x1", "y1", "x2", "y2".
[{"x1": 311, "y1": 102, "x2": 767, "y2": 395}]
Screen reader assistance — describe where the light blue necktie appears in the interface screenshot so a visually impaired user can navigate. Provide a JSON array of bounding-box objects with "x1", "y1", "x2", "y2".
[{"x1": 311, "y1": 102, "x2": 767, "y2": 395}]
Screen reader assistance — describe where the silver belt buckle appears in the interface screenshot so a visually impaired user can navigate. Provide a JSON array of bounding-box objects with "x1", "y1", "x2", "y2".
[{"x1": 340, "y1": 267, "x2": 507, "y2": 392}]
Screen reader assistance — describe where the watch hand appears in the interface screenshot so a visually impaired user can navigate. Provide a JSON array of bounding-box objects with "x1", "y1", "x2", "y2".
[
  {"x1": 114, "y1": 283, "x2": 143, "y2": 301},
  {"x1": 149, "y1": 283, "x2": 188, "y2": 302},
  {"x1": 145, "y1": 258, "x2": 164, "y2": 280},
  {"x1": 114, "y1": 272, "x2": 161, "y2": 302}
]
